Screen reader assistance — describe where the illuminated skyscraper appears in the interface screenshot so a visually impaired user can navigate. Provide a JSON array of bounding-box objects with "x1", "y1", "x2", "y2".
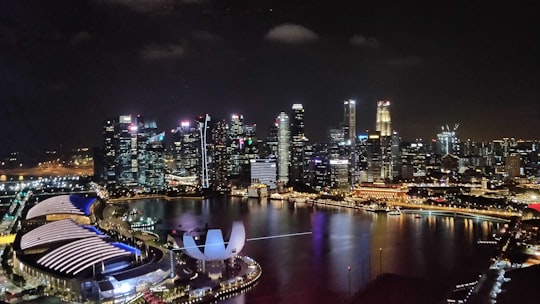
[
  {"x1": 136, "y1": 116, "x2": 165, "y2": 190},
  {"x1": 197, "y1": 114, "x2": 211, "y2": 189},
  {"x1": 436, "y1": 124, "x2": 460, "y2": 156},
  {"x1": 211, "y1": 118, "x2": 228, "y2": 191},
  {"x1": 100, "y1": 115, "x2": 164, "y2": 189},
  {"x1": 366, "y1": 131, "x2": 382, "y2": 182},
  {"x1": 173, "y1": 121, "x2": 200, "y2": 177},
  {"x1": 228, "y1": 114, "x2": 244, "y2": 176},
  {"x1": 290, "y1": 104, "x2": 307, "y2": 183},
  {"x1": 100, "y1": 115, "x2": 138, "y2": 186},
  {"x1": 376, "y1": 100, "x2": 391, "y2": 137},
  {"x1": 277, "y1": 112, "x2": 290, "y2": 183},
  {"x1": 343, "y1": 99, "x2": 356, "y2": 144}
]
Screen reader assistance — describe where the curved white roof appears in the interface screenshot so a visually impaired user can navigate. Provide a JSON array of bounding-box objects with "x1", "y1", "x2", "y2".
[
  {"x1": 183, "y1": 221, "x2": 245, "y2": 261},
  {"x1": 20, "y1": 219, "x2": 104, "y2": 250},
  {"x1": 19, "y1": 219, "x2": 135, "y2": 276},
  {"x1": 37, "y1": 237, "x2": 132, "y2": 275},
  {"x1": 26, "y1": 195, "x2": 96, "y2": 219}
]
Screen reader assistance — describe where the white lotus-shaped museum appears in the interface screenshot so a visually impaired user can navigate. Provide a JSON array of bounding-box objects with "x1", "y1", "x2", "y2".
[{"x1": 182, "y1": 221, "x2": 246, "y2": 261}]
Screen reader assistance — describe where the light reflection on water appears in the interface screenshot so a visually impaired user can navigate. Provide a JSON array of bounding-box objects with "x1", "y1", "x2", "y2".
[{"x1": 119, "y1": 197, "x2": 499, "y2": 304}]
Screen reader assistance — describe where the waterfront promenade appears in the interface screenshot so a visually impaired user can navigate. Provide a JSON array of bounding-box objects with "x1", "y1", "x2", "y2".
[{"x1": 304, "y1": 197, "x2": 518, "y2": 221}]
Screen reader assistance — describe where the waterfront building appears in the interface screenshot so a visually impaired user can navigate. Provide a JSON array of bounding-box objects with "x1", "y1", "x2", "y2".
[
  {"x1": 12, "y1": 194, "x2": 171, "y2": 303},
  {"x1": 308, "y1": 157, "x2": 331, "y2": 191},
  {"x1": 250, "y1": 159, "x2": 277, "y2": 190},
  {"x1": 329, "y1": 158, "x2": 350, "y2": 191},
  {"x1": 277, "y1": 112, "x2": 291, "y2": 184},
  {"x1": 172, "y1": 121, "x2": 200, "y2": 179},
  {"x1": 353, "y1": 183, "x2": 408, "y2": 200},
  {"x1": 343, "y1": 99, "x2": 356, "y2": 145},
  {"x1": 375, "y1": 100, "x2": 392, "y2": 137},
  {"x1": 366, "y1": 131, "x2": 382, "y2": 182},
  {"x1": 176, "y1": 221, "x2": 246, "y2": 278},
  {"x1": 290, "y1": 104, "x2": 308, "y2": 183},
  {"x1": 136, "y1": 116, "x2": 166, "y2": 191}
]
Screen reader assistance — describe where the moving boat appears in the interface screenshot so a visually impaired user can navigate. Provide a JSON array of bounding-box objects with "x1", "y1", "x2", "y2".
[{"x1": 388, "y1": 207, "x2": 402, "y2": 215}]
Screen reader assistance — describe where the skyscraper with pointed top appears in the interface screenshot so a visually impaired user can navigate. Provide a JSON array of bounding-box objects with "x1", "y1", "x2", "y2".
[{"x1": 376, "y1": 100, "x2": 392, "y2": 137}]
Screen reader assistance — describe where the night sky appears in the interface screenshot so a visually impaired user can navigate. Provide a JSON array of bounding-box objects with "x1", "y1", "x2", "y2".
[{"x1": 1, "y1": 0, "x2": 539, "y2": 154}]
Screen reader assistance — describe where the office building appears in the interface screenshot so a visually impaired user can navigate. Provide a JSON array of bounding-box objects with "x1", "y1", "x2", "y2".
[
  {"x1": 211, "y1": 118, "x2": 229, "y2": 192},
  {"x1": 277, "y1": 112, "x2": 290, "y2": 184},
  {"x1": 250, "y1": 159, "x2": 277, "y2": 189},
  {"x1": 290, "y1": 104, "x2": 307, "y2": 183},
  {"x1": 343, "y1": 99, "x2": 356, "y2": 144},
  {"x1": 375, "y1": 100, "x2": 392, "y2": 137},
  {"x1": 436, "y1": 124, "x2": 460, "y2": 156}
]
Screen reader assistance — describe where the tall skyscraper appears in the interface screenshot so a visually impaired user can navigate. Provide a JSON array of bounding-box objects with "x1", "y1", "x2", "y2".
[
  {"x1": 228, "y1": 114, "x2": 244, "y2": 177},
  {"x1": 211, "y1": 118, "x2": 229, "y2": 192},
  {"x1": 366, "y1": 131, "x2": 382, "y2": 182},
  {"x1": 277, "y1": 112, "x2": 290, "y2": 184},
  {"x1": 100, "y1": 115, "x2": 165, "y2": 190},
  {"x1": 290, "y1": 104, "x2": 307, "y2": 183},
  {"x1": 343, "y1": 99, "x2": 356, "y2": 144},
  {"x1": 436, "y1": 124, "x2": 460, "y2": 156},
  {"x1": 197, "y1": 114, "x2": 211, "y2": 189},
  {"x1": 172, "y1": 121, "x2": 200, "y2": 178},
  {"x1": 136, "y1": 116, "x2": 165, "y2": 190},
  {"x1": 376, "y1": 100, "x2": 391, "y2": 137}
]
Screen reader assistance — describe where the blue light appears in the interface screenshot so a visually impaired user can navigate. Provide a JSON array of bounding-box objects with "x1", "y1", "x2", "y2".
[
  {"x1": 111, "y1": 242, "x2": 142, "y2": 256},
  {"x1": 84, "y1": 226, "x2": 104, "y2": 235},
  {"x1": 69, "y1": 195, "x2": 97, "y2": 215}
]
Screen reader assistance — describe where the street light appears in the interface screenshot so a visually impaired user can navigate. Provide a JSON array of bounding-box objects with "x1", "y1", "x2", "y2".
[{"x1": 347, "y1": 266, "x2": 351, "y2": 296}]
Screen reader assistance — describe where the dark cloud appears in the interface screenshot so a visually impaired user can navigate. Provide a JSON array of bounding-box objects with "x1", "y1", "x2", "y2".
[
  {"x1": 102, "y1": 0, "x2": 177, "y2": 12},
  {"x1": 70, "y1": 31, "x2": 92, "y2": 45},
  {"x1": 385, "y1": 56, "x2": 424, "y2": 67},
  {"x1": 264, "y1": 24, "x2": 318, "y2": 44},
  {"x1": 191, "y1": 30, "x2": 222, "y2": 42},
  {"x1": 349, "y1": 35, "x2": 380, "y2": 49},
  {"x1": 140, "y1": 43, "x2": 185, "y2": 61}
]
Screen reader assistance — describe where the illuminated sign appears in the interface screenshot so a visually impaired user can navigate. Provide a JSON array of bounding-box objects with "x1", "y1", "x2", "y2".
[{"x1": 329, "y1": 159, "x2": 349, "y2": 165}]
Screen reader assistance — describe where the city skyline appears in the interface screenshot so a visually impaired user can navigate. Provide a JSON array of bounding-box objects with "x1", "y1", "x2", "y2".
[{"x1": 2, "y1": 1, "x2": 540, "y2": 154}]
